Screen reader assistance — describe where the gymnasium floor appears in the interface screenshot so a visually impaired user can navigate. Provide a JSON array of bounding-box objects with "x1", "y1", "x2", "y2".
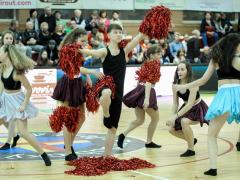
[{"x1": 0, "y1": 93, "x2": 240, "y2": 180}]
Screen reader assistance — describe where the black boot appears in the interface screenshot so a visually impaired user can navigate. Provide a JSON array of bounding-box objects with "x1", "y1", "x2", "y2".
[
  {"x1": 65, "y1": 153, "x2": 77, "y2": 161},
  {"x1": 41, "y1": 152, "x2": 51, "y2": 166},
  {"x1": 145, "y1": 142, "x2": 162, "y2": 148},
  {"x1": 64, "y1": 145, "x2": 77, "y2": 158},
  {"x1": 12, "y1": 134, "x2": 20, "y2": 148},
  {"x1": 117, "y1": 133, "x2": 125, "y2": 148},
  {"x1": 180, "y1": 149, "x2": 195, "y2": 157},
  {"x1": 204, "y1": 169, "x2": 217, "y2": 176},
  {"x1": 0, "y1": 143, "x2": 10, "y2": 150},
  {"x1": 236, "y1": 142, "x2": 240, "y2": 151},
  {"x1": 194, "y1": 138, "x2": 197, "y2": 145}
]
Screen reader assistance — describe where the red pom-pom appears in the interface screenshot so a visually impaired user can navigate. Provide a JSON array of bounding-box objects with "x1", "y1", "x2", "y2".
[
  {"x1": 136, "y1": 60, "x2": 161, "y2": 83},
  {"x1": 65, "y1": 156, "x2": 156, "y2": 176},
  {"x1": 85, "y1": 76, "x2": 116, "y2": 113},
  {"x1": 118, "y1": 39, "x2": 133, "y2": 58},
  {"x1": 139, "y1": 6, "x2": 171, "y2": 39},
  {"x1": 49, "y1": 106, "x2": 82, "y2": 133},
  {"x1": 59, "y1": 43, "x2": 84, "y2": 79}
]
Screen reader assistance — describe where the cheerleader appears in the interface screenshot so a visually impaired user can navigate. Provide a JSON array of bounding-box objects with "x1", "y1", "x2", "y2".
[
  {"x1": 173, "y1": 33, "x2": 240, "y2": 176},
  {"x1": 0, "y1": 44, "x2": 51, "y2": 166},
  {"x1": 117, "y1": 44, "x2": 162, "y2": 148},
  {"x1": 167, "y1": 61, "x2": 208, "y2": 157},
  {"x1": 51, "y1": 28, "x2": 104, "y2": 161}
]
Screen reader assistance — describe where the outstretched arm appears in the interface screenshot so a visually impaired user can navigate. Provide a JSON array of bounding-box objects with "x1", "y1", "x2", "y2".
[
  {"x1": 79, "y1": 48, "x2": 107, "y2": 60},
  {"x1": 124, "y1": 33, "x2": 145, "y2": 61},
  {"x1": 173, "y1": 60, "x2": 215, "y2": 91},
  {"x1": 80, "y1": 67, "x2": 104, "y2": 80}
]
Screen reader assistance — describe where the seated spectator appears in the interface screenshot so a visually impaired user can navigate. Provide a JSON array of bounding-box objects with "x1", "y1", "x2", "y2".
[
  {"x1": 38, "y1": 6, "x2": 56, "y2": 34},
  {"x1": 200, "y1": 12, "x2": 218, "y2": 47},
  {"x1": 37, "y1": 49, "x2": 53, "y2": 66},
  {"x1": 85, "y1": 10, "x2": 99, "y2": 31},
  {"x1": 169, "y1": 32, "x2": 186, "y2": 58},
  {"x1": 26, "y1": 9, "x2": 39, "y2": 32},
  {"x1": 110, "y1": 11, "x2": 123, "y2": 28},
  {"x1": 99, "y1": 10, "x2": 110, "y2": 30},
  {"x1": 52, "y1": 24, "x2": 66, "y2": 47},
  {"x1": 173, "y1": 49, "x2": 186, "y2": 64},
  {"x1": 46, "y1": 39, "x2": 58, "y2": 65},
  {"x1": 220, "y1": 12, "x2": 234, "y2": 35},
  {"x1": 38, "y1": 22, "x2": 52, "y2": 46},
  {"x1": 71, "y1": 9, "x2": 86, "y2": 29},
  {"x1": 186, "y1": 29, "x2": 201, "y2": 63},
  {"x1": 22, "y1": 21, "x2": 44, "y2": 57}
]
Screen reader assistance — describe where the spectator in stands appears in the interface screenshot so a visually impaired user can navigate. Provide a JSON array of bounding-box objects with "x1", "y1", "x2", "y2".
[
  {"x1": 38, "y1": 6, "x2": 56, "y2": 34},
  {"x1": 186, "y1": 29, "x2": 201, "y2": 63},
  {"x1": 110, "y1": 11, "x2": 123, "y2": 28},
  {"x1": 169, "y1": 32, "x2": 186, "y2": 59},
  {"x1": 71, "y1": 9, "x2": 86, "y2": 29},
  {"x1": 220, "y1": 13, "x2": 234, "y2": 35},
  {"x1": 173, "y1": 49, "x2": 186, "y2": 64},
  {"x1": 200, "y1": 12, "x2": 218, "y2": 47},
  {"x1": 54, "y1": 11, "x2": 66, "y2": 28},
  {"x1": 38, "y1": 22, "x2": 52, "y2": 46},
  {"x1": 214, "y1": 13, "x2": 226, "y2": 38},
  {"x1": 37, "y1": 48, "x2": 53, "y2": 66},
  {"x1": 167, "y1": 23, "x2": 175, "y2": 43},
  {"x1": 26, "y1": 9, "x2": 39, "y2": 32},
  {"x1": 99, "y1": 10, "x2": 110, "y2": 30},
  {"x1": 22, "y1": 21, "x2": 44, "y2": 57},
  {"x1": 52, "y1": 24, "x2": 66, "y2": 47},
  {"x1": 159, "y1": 39, "x2": 173, "y2": 63},
  {"x1": 8, "y1": 20, "x2": 32, "y2": 57},
  {"x1": 85, "y1": 10, "x2": 99, "y2": 31},
  {"x1": 46, "y1": 39, "x2": 58, "y2": 65}
]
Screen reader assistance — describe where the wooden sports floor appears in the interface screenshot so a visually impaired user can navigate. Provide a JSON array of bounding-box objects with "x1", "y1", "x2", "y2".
[{"x1": 0, "y1": 94, "x2": 239, "y2": 180}]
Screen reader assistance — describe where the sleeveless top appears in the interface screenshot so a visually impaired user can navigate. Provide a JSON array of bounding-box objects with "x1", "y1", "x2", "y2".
[
  {"x1": 102, "y1": 47, "x2": 126, "y2": 99},
  {"x1": 177, "y1": 89, "x2": 200, "y2": 102},
  {"x1": 1, "y1": 69, "x2": 21, "y2": 90},
  {"x1": 216, "y1": 66, "x2": 240, "y2": 80}
]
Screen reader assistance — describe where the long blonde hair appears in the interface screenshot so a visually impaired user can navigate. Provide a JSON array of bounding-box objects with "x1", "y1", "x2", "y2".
[{"x1": 2, "y1": 44, "x2": 36, "y2": 74}]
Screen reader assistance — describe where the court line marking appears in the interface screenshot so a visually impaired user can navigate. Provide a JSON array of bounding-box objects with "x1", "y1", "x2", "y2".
[{"x1": 131, "y1": 170, "x2": 170, "y2": 180}]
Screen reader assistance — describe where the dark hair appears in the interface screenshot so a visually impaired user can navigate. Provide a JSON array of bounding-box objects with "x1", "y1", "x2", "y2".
[
  {"x1": 10, "y1": 20, "x2": 17, "y2": 27},
  {"x1": 143, "y1": 44, "x2": 161, "y2": 61},
  {"x1": 107, "y1": 23, "x2": 122, "y2": 33},
  {"x1": 112, "y1": 11, "x2": 119, "y2": 15},
  {"x1": 99, "y1": 10, "x2": 107, "y2": 18},
  {"x1": 29, "y1": 9, "x2": 37, "y2": 17},
  {"x1": 177, "y1": 49, "x2": 186, "y2": 58},
  {"x1": 173, "y1": 61, "x2": 193, "y2": 84},
  {"x1": 37, "y1": 48, "x2": 48, "y2": 65},
  {"x1": 209, "y1": 33, "x2": 240, "y2": 72}
]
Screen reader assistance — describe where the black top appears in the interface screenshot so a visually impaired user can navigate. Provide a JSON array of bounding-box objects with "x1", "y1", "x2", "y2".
[
  {"x1": 1, "y1": 69, "x2": 21, "y2": 90},
  {"x1": 177, "y1": 89, "x2": 200, "y2": 102},
  {"x1": 103, "y1": 47, "x2": 126, "y2": 99},
  {"x1": 217, "y1": 66, "x2": 240, "y2": 80}
]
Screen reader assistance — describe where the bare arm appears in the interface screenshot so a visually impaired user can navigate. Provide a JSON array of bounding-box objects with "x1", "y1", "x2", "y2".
[
  {"x1": 79, "y1": 48, "x2": 107, "y2": 60},
  {"x1": 15, "y1": 73, "x2": 32, "y2": 110},
  {"x1": 80, "y1": 67, "x2": 104, "y2": 80},
  {"x1": 173, "y1": 60, "x2": 215, "y2": 91},
  {"x1": 172, "y1": 85, "x2": 179, "y2": 114},
  {"x1": 177, "y1": 87, "x2": 198, "y2": 117},
  {"x1": 124, "y1": 33, "x2": 145, "y2": 61}
]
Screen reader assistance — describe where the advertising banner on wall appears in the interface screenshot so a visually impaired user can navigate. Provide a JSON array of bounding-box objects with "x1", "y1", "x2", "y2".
[
  {"x1": 0, "y1": 0, "x2": 37, "y2": 9},
  {"x1": 134, "y1": 0, "x2": 185, "y2": 10},
  {"x1": 26, "y1": 69, "x2": 57, "y2": 108}
]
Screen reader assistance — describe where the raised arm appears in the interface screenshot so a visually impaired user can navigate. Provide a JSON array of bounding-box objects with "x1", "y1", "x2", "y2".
[
  {"x1": 124, "y1": 33, "x2": 145, "y2": 60},
  {"x1": 173, "y1": 60, "x2": 215, "y2": 91}
]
